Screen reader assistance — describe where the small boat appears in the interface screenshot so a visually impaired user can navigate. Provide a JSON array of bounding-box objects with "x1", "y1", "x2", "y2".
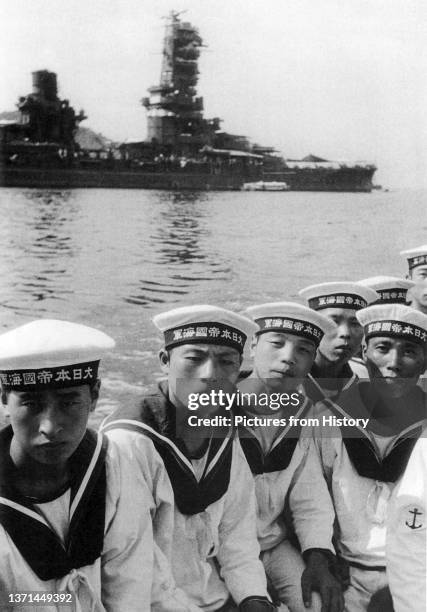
[{"x1": 242, "y1": 181, "x2": 290, "y2": 191}]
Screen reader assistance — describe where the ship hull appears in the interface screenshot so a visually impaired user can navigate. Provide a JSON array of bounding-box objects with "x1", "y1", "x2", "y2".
[
  {"x1": 0, "y1": 166, "x2": 375, "y2": 192},
  {"x1": 263, "y1": 167, "x2": 376, "y2": 193},
  {"x1": 0, "y1": 167, "x2": 243, "y2": 191}
]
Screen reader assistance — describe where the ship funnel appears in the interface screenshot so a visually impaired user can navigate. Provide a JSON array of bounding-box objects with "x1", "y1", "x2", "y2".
[{"x1": 32, "y1": 70, "x2": 58, "y2": 101}]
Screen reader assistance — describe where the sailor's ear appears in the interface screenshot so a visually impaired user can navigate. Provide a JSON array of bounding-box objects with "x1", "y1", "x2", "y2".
[
  {"x1": 362, "y1": 340, "x2": 368, "y2": 361},
  {"x1": 89, "y1": 379, "x2": 101, "y2": 411},
  {"x1": 249, "y1": 334, "x2": 258, "y2": 358},
  {"x1": 159, "y1": 348, "x2": 170, "y2": 374}
]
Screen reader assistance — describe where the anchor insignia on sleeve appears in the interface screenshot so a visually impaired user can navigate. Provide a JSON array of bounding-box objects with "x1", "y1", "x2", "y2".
[{"x1": 405, "y1": 508, "x2": 423, "y2": 529}]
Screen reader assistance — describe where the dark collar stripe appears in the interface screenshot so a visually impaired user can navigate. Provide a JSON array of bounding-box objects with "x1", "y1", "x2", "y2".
[
  {"x1": 0, "y1": 427, "x2": 107, "y2": 580},
  {"x1": 102, "y1": 417, "x2": 235, "y2": 480},
  {"x1": 159, "y1": 435, "x2": 234, "y2": 515},
  {"x1": 239, "y1": 436, "x2": 299, "y2": 475},
  {"x1": 341, "y1": 434, "x2": 420, "y2": 482},
  {"x1": 67, "y1": 432, "x2": 107, "y2": 568},
  {"x1": 101, "y1": 388, "x2": 236, "y2": 515},
  {"x1": 102, "y1": 419, "x2": 234, "y2": 515},
  {"x1": 305, "y1": 370, "x2": 358, "y2": 404},
  {"x1": 238, "y1": 397, "x2": 311, "y2": 474},
  {"x1": 101, "y1": 419, "x2": 195, "y2": 473},
  {"x1": 322, "y1": 390, "x2": 423, "y2": 482},
  {"x1": 303, "y1": 376, "x2": 326, "y2": 404},
  {"x1": 0, "y1": 505, "x2": 71, "y2": 580},
  {"x1": 305, "y1": 373, "x2": 357, "y2": 404}
]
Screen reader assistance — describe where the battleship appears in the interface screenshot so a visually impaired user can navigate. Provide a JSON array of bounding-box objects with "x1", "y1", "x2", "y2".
[{"x1": 0, "y1": 12, "x2": 376, "y2": 192}]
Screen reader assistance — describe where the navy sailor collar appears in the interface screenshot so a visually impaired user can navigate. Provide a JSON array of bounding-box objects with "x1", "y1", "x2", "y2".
[
  {"x1": 101, "y1": 382, "x2": 235, "y2": 515},
  {"x1": 305, "y1": 363, "x2": 358, "y2": 404},
  {"x1": 322, "y1": 384, "x2": 425, "y2": 482},
  {"x1": 236, "y1": 394, "x2": 312, "y2": 474},
  {"x1": 0, "y1": 426, "x2": 107, "y2": 580}
]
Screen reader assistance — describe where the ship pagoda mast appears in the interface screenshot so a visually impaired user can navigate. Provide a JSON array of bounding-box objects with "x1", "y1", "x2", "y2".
[{"x1": 142, "y1": 11, "x2": 219, "y2": 153}]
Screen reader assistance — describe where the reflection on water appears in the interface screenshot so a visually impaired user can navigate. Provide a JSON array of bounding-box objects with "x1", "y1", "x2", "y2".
[
  {"x1": 0, "y1": 191, "x2": 80, "y2": 317},
  {"x1": 126, "y1": 193, "x2": 232, "y2": 306},
  {"x1": 0, "y1": 187, "x2": 426, "y2": 425}
]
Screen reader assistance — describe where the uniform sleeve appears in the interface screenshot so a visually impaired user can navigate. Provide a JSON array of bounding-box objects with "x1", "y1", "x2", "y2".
[
  {"x1": 386, "y1": 439, "x2": 427, "y2": 612},
  {"x1": 101, "y1": 438, "x2": 153, "y2": 612},
  {"x1": 216, "y1": 438, "x2": 269, "y2": 604},
  {"x1": 288, "y1": 437, "x2": 335, "y2": 554},
  {"x1": 104, "y1": 429, "x2": 202, "y2": 612}
]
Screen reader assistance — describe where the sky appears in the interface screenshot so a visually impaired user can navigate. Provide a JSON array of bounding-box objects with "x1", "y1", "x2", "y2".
[{"x1": 1, "y1": 0, "x2": 427, "y2": 188}]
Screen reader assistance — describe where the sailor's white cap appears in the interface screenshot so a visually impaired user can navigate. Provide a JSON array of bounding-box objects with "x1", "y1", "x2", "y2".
[
  {"x1": 244, "y1": 302, "x2": 336, "y2": 346},
  {"x1": 356, "y1": 304, "x2": 427, "y2": 347},
  {"x1": 358, "y1": 276, "x2": 415, "y2": 304},
  {"x1": 0, "y1": 319, "x2": 115, "y2": 391},
  {"x1": 299, "y1": 282, "x2": 378, "y2": 311},
  {"x1": 400, "y1": 245, "x2": 427, "y2": 270},
  {"x1": 153, "y1": 304, "x2": 257, "y2": 353}
]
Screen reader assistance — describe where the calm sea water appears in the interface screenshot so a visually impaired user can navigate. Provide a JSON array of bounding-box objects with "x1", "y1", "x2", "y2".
[{"x1": 0, "y1": 187, "x2": 426, "y2": 426}]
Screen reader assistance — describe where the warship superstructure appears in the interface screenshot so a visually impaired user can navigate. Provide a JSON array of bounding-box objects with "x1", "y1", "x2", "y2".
[
  {"x1": 0, "y1": 12, "x2": 376, "y2": 191},
  {"x1": 142, "y1": 14, "x2": 219, "y2": 151}
]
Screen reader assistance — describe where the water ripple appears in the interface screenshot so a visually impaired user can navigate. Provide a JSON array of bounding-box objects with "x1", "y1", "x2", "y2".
[{"x1": 0, "y1": 187, "x2": 425, "y2": 418}]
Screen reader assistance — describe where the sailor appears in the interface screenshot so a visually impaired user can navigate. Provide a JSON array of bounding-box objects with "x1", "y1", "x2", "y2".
[
  {"x1": 101, "y1": 305, "x2": 276, "y2": 612},
  {"x1": 298, "y1": 282, "x2": 378, "y2": 403},
  {"x1": 238, "y1": 302, "x2": 343, "y2": 612},
  {"x1": 0, "y1": 319, "x2": 153, "y2": 612},
  {"x1": 311, "y1": 304, "x2": 427, "y2": 612},
  {"x1": 386, "y1": 435, "x2": 427, "y2": 612},
  {"x1": 351, "y1": 277, "x2": 416, "y2": 378},
  {"x1": 400, "y1": 244, "x2": 427, "y2": 313}
]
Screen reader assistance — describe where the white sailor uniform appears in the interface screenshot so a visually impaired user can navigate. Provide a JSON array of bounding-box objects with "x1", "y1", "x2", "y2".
[
  {"x1": 312, "y1": 384, "x2": 426, "y2": 611},
  {"x1": 386, "y1": 435, "x2": 427, "y2": 612},
  {"x1": 0, "y1": 428, "x2": 153, "y2": 612},
  {"x1": 236, "y1": 395, "x2": 335, "y2": 612},
  {"x1": 0, "y1": 319, "x2": 153, "y2": 612},
  {"x1": 101, "y1": 382, "x2": 270, "y2": 612}
]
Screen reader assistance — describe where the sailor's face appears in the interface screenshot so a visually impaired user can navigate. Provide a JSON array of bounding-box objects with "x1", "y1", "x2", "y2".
[
  {"x1": 408, "y1": 267, "x2": 427, "y2": 310},
  {"x1": 252, "y1": 332, "x2": 316, "y2": 391},
  {"x1": 410, "y1": 265, "x2": 427, "y2": 283},
  {"x1": 160, "y1": 343, "x2": 242, "y2": 411},
  {"x1": 5, "y1": 384, "x2": 98, "y2": 466},
  {"x1": 364, "y1": 337, "x2": 427, "y2": 398},
  {"x1": 318, "y1": 307, "x2": 363, "y2": 364}
]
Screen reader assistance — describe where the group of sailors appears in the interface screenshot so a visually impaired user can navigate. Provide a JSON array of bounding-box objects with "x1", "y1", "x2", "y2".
[{"x1": 0, "y1": 244, "x2": 426, "y2": 612}]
